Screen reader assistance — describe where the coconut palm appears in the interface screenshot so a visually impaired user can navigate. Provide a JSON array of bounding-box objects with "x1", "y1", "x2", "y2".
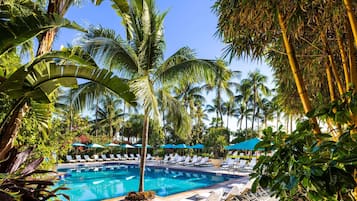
[
  {"x1": 246, "y1": 70, "x2": 270, "y2": 131},
  {"x1": 80, "y1": 0, "x2": 219, "y2": 192},
  {"x1": 202, "y1": 60, "x2": 240, "y2": 127}
]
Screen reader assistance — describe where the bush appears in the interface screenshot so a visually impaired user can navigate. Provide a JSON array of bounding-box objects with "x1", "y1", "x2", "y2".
[{"x1": 252, "y1": 122, "x2": 357, "y2": 200}]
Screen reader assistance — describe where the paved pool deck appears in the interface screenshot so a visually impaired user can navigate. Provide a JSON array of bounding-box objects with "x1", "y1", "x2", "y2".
[{"x1": 57, "y1": 160, "x2": 251, "y2": 201}]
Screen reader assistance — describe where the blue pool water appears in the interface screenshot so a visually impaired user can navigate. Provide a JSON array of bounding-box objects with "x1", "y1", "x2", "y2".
[{"x1": 55, "y1": 164, "x2": 238, "y2": 201}]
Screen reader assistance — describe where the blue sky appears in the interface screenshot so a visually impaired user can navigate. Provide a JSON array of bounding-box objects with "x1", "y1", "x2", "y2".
[
  {"x1": 55, "y1": 0, "x2": 272, "y2": 80},
  {"x1": 54, "y1": 0, "x2": 273, "y2": 130}
]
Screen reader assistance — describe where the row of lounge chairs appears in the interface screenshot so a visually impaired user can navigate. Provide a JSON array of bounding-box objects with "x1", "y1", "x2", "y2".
[
  {"x1": 66, "y1": 153, "x2": 157, "y2": 163},
  {"x1": 162, "y1": 154, "x2": 213, "y2": 167},
  {"x1": 220, "y1": 157, "x2": 257, "y2": 171}
]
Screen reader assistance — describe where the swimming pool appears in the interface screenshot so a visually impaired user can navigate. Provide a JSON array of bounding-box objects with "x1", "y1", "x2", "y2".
[{"x1": 55, "y1": 164, "x2": 239, "y2": 201}]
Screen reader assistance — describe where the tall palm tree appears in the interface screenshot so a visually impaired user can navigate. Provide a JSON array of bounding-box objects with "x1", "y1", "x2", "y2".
[
  {"x1": 202, "y1": 60, "x2": 240, "y2": 127},
  {"x1": 246, "y1": 70, "x2": 270, "y2": 131},
  {"x1": 80, "y1": 0, "x2": 219, "y2": 192}
]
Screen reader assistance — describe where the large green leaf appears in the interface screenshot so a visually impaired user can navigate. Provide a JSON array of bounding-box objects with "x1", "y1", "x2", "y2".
[
  {"x1": 0, "y1": 4, "x2": 84, "y2": 56},
  {"x1": 1, "y1": 62, "x2": 136, "y2": 105}
]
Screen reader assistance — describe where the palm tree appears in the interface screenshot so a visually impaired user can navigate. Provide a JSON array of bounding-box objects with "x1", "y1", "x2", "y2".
[
  {"x1": 202, "y1": 60, "x2": 240, "y2": 127},
  {"x1": 246, "y1": 70, "x2": 270, "y2": 131},
  {"x1": 80, "y1": 0, "x2": 219, "y2": 192}
]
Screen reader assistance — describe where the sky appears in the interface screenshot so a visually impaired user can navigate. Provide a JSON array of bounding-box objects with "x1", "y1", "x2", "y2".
[{"x1": 54, "y1": 0, "x2": 274, "y2": 130}]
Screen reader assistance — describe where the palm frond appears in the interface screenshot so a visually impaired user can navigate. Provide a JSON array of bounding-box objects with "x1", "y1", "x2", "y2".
[
  {"x1": 80, "y1": 26, "x2": 139, "y2": 74},
  {"x1": 156, "y1": 59, "x2": 217, "y2": 86},
  {"x1": 130, "y1": 76, "x2": 159, "y2": 119}
]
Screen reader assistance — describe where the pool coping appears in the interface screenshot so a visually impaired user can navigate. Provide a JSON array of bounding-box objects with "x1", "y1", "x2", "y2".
[{"x1": 57, "y1": 160, "x2": 250, "y2": 201}]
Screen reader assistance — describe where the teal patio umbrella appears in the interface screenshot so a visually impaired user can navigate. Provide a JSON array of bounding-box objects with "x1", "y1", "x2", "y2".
[
  {"x1": 105, "y1": 143, "x2": 120, "y2": 147},
  {"x1": 72, "y1": 142, "x2": 86, "y2": 147},
  {"x1": 192, "y1": 144, "x2": 204, "y2": 149},
  {"x1": 228, "y1": 138, "x2": 262, "y2": 151},
  {"x1": 160, "y1": 144, "x2": 175, "y2": 149},
  {"x1": 86, "y1": 143, "x2": 104, "y2": 154},
  {"x1": 134, "y1": 144, "x2": 152, "y2": 148},
  {"x1": 121, "y1": 144, "x2": 135, "y2": 154}
]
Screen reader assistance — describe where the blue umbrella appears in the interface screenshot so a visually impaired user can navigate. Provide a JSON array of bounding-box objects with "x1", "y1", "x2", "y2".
[
  {"x1": 175, "y1": 144, "x2": 187, "y2": 149},
  {"x1": 192, "y1": 144, "x2": 204, "y2": 149},
  {"x1": 121, "y1": 144, "x2": 135, "y2": 149},
  {"x1": 134, "y1": 144, "x2": 152, "y2": 148},
  {"x1": 72, "y1": 142, "x2": 86, "y2": 147},
  {"x1": 105, "y1": 143, "x2": 120, "y2": 147},
  {"x1": 227, "y1": 138, "x2": 262, "y2": 150},
  {"x1": 86, "y1": 143, "x2": 104, "y2": 148},
  {"x1": 160, "y1": 144, "x2": 175, "y2": 149}
]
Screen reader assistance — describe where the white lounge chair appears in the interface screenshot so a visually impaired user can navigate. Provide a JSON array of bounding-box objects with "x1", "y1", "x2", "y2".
[
  {"x1": 83, "y1": 155, "x2": 94, "y2": 162},
  {"x1": 129, "y1": 153, "x2": 136, "y2": 160},
  {"x1": 101, "y1": 154, "x2": 111, "y2": 161},
  {"x1": 123, "y1": 154, "x2": 131, "y2": 160},
  {"x1": 195, "y1": 157, "x2": 213, "y2": 167},
  {"x1": 109, "y1": 154, "x2": 119, "y2": 161},
  {"x1": 221, "y1": 158, "x2": 235, "y2": 169},
  {"x1": 75, "y1": 155, "x2": 86, "y2": 163},
  {"x1": 93, "y1": 154, "x2": 103, "y2": 162},
  {"x1": 66, "y1": 155, "x2": 76, "y2": 163},
  {"x1": 116, "y1": 154, "x2": 124, "y2": 160},
  {"x1": 178, "y1": 156, "x2": 191, "y2": 165},
  {"x1": 244, "y1": 158, "x2": 257, "y2": 170}
]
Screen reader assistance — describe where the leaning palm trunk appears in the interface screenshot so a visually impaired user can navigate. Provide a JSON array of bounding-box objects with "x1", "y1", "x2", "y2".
[
  {"x1": 139, "y1": 113, "x2": 149, "y2": 192},
  {"x1": 277, "y1": 11, "x2": 320, "y2": 134}
]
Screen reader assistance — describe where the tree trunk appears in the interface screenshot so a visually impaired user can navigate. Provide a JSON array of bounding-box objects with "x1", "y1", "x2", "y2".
[
  {"x1": 326, "y1": 62, "x2": 336, "y2": 102},
  {"x1": 344, "y1": 0, "x2": 357, "y2": 47},
  {"x1": 322, "y1": 34, "x2": 345, "y2": 95},
  {"x1": 0, "y1": 101, "x2": 28, "y2": 160},
  {"x1": 277, "y1": 11, "x2": 321, "y2": 134},
  {"x1": 138, "y1": 113, "x2": 149, "y2": 192},
  {"x1": 336, "y1": 30, "x2": 351, "y2": 90}
]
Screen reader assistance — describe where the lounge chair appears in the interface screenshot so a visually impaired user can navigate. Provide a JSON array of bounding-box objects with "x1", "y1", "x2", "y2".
[
  {"x1": 84, "y1": 155, "x2": 94, "y2": 162},
  {"x1": 124, "y1": 154, "x2": 132, "y2": 160},
  {"x1": 244, "y1": 158, "x2": 257, "y2": 170},
  {"x1": 93, "y1": 154, "x2": 103, "y2": 162},
  {"x1": 116, "y1": 154, "x2": 124, "y2": 160},
  {"x1": 146, "y1": 153, "x2": 155, "y2": 161},
  {"x1": 162, "y1": 155, "x2": 170, "y2": 163},
  {"x1": 109, "y1": 154, "x2": 119, "y2": 161},
  {"x1": 129, "y1": 153, "x2": 136, "y2": 160},
  {"x1": 221, "y1": 158, "x2": 235, "y2": 170},
  {"x1": 66, "y1": 155, "x2": 76, "y2": 163},
  {"x1": 136, "y1": 154, "x2": 141, "y2": 160},
  {"x1": 195, "y1": 157, "x2": 213, "y2": 167},
  {"x1": 178, "y1": 156, "x2": 191, "y2": 165},
  {"x1": 223, "y1": 184, "x2": 246, "y2": 201},
  {"x1": 180, "y1": 188, "x2": 224, "y2": 201},
  {"x1": 185, "y1": 156, "x2": 200, "y2": 166},
  {"x1": 75, "y1": 155, "x2": 86, "y2": 163},
  {"x1": 101, "y1": 154, "x2": 111, "y2": 161}
]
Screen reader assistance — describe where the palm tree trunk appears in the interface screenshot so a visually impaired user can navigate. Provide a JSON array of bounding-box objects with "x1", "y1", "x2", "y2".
[
  {"x1": 322, "y1": 34, "x2": 345, "y2": 95},
  {"x1": 326, "y1": 62, "x2": 336, "y2": 101},
  {"x1": 336, "y1": 30, "x2": 351, "y2": 90},
  {"x1": 138, "y1": 113, "x2": 149, "y2": 192},
  {"x1": 348, "y1": 26, "x2": 357, "y2": 90},
  {"x1": 277, "y1": 11, "x2": 320, "y2": 134},
  {"x1": 344, "y1": 0, "x2": 357, "y2": 47}
]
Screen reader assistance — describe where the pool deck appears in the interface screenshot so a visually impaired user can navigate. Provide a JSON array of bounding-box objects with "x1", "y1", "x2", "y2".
[{"x1": 58, "y1": 160, "x2": 250, "y2": 201}]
